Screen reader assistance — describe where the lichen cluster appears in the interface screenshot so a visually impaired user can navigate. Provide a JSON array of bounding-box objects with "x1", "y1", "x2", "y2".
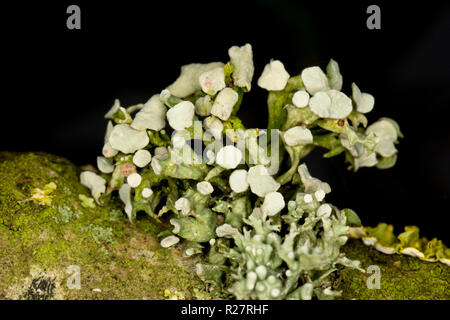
[
  {"x1": 81, "y1": 44, "x2": 406, "y2": 299},
  {"x1": 2, "y1": 152, "x2": 448, "y2": 300},
  {"x1": 350, "y1": 223, "x2": 450, "y2": 266}
]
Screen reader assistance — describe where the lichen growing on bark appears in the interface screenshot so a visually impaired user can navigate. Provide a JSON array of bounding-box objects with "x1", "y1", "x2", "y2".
[{"x1": 0, "y1": 152, "x2": 448, "y2": 300}]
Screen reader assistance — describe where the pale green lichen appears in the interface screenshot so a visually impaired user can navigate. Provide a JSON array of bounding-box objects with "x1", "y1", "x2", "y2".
[
  {"x1": 79, "y1": 44, "x2": 435, "y2": 301},
  {"x1": 53, "y1": 204, "x2": 83, "y2": 224},
  {"x1": 350, "y1": 223, "x2": 450, "y2": 266},
  {"x1": 0, "y1": 153, "x2": 447, "y2": 300},
  {"x1": 78, "y1": 194, "x2": 96, "y2": 208}
]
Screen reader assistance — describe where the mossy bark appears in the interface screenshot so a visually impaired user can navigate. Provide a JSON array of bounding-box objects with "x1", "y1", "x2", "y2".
[
  {"x1": 0, "y1": 152, "x2": 448, "y2": 300},
  {"x1": 334, "y1": 239, "x2": 449, "y2": 300},
  {"x1": 0, "y1": 152, "x2": 204, "y2": 300}
]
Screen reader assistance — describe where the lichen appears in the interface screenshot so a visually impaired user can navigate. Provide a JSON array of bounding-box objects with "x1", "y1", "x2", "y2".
[
  {"x1": 349, "y1": 223, "x2": 450, "y2": 266},
  {"x1": 26, "y1": 182, "x2": 57, "y2": 206},
  {"x1": 0, "y1": 153, "x2": 448, "y2": 300},
  {"x1": 77, "y1": 44, "x2": 448, "y2": 300}
]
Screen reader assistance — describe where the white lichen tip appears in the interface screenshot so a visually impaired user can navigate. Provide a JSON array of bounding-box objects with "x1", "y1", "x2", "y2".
[
  {"x1": 246, "y1": 271, "x2": 257, "y2": 290},
  {"x1": 283, "y1": 126, "x2": 313, "y2": 146},
  {"x1": 160, "y1": 235, "x2": 180, "y2": 248},
  {"x1": 205, "y1": 149, "x2": 215, "y2": 165},
  {"x1": 150, "y1": 157, "x2": 162, "y2": 175},
  {"x1": 216, "y1": 224, "x2": 240, "y2": 238},
  {"x1": 271, "y1": 288, "x2": 281, "y2": 298},
  {"x1": 300, "y1": 283, "x2": 314, "y2": 300},
  {"x1": 292, "y1": 90, "x2": 310, "y2": 108},
  {"x1": 104, "y1": 99, "x2": 121, "y2": 119},
  {"x1": 80, "y1": 171, "x2": 106, "y2": 203},
  {"x1": 301, "y1": 66, "x2": 329, "y2": 95},
  {"x1": 215, "y1": 145, "x2": 243, "y2": 169},
  {"x1": 401, "y1": 247, "x2": 425, "y2": 259},
  {"x1": 366, "y1": 119, "x2": 398, "y2": 157},
  {"x1": 261, "y1": 191, "x2": 285, "y2": 216},
  {"x1": 375, "y1": 140, "x2": 397, "y2": 158},
  {"x1": 172, "y1": 135, "x2": 186, "y2": 149},
  {"x1": 131, "y1": 94, "x2": 167, "y2": 131},
  {"x1": 211, "y1": 88, "x2": 239, "y2": 121},
  {"x1": 109, "y1": 124, "x2": 150, "y2": 154},
  {"x1": 247, "y1": 165, "x2": 280, "y2": 197},
  {"x1": 170, "y1": 219, "x2": 181, "y2": 234},
  {"x1": 355, "y1": 151, "x2": 378, "y2": 169},
  {"x1": 375, "y1": 243, "x2": 396, "y2": 255},
  {"x1": 327, "y1": 90, "x2": 353, "y2": 118},
  {"x1": 351, "y1": 83, "x2": 374, "y2": 114},
  {"x1": 119, "y1": 183, "x2": 132, "y2": 221},
  {"x1": 317, "y1": 203, "x2": 332, "y2": 217},
  {"x1": 102, "y1": 142, "x2": 118, "y2": 159},
  {"x1": 102, "y1": 121, "x2": 119, "y2": 158},
  {"x1": 297, "y1": 164, "x2": 331, "y2": 194},
  {"x1": 105, "y1": 120, "x2": 114, "y2": 138},
  {"x1": 303, "y1": 194, "x2": 313, "y2": 203},
  {"x1": 160, "y1": 89, "x2": 171, "y2": 101},
  {"x1": 229, "y1": 169, "x2": 249, "y2": 193},
  {"x1": 166, "y1": 62, "x2": 224, "y2": 98},
  {"x1": 199, "y1": 67, "x2": 226, "y2": 95},
  {"x1": 255, "y1": 265, "x2": 267, "y2": 279},
  {"x1": 166, "y1": 100, "x2": 195, "y2": 130},
  {"x1": 127, "y1": 172, "x2": 142, "y2": 188},
  {"x1": 141, "y1": 187, "x2": 153, "y2": 198},
  {"x1": 203, "y1": 116, "x2": 224, "y2": 140},
  {"x1": 314, "y1": 189, "x2": 326, "y2": 201},
  {"x1": 309, "y1": 90, "x2": 352, "y2": 119},
  {"x1": 97, "y1": 156, "x2": 114, "y2": 174},
  {"x1": 366, "y1": 119, "x2": 398, "y2": 142},
  {"x1": 326, "y1": 59, "x2": 343, "y2": 91},
  {"x1": 309, "y1": 91, "x2": 331, "y2": 118},
  {"x1": 133, "y1": 149, "x2": 152, "y2": 168},
  {"x1": 197, "y1": 181, "x2": 214, "y2": 195},
  {"x1": 174, "y1": 197, "x2": 191, "y2": 216},
  {"x1": 195, "y1": 95, "x2": 212, "y2": 117},
  {"x1": 154, "y1": 146, "x2": 169, "y2": 160},
  {"x1": 228, "y1": 44, "x2": 254, "y2": 91},
  {"x1": 257, "y1": 60, "x2": 290, "y2": 91}
]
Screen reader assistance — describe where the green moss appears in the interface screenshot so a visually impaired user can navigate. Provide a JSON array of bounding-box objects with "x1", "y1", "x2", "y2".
[
  {"x1": 334, "y1": 239, "x2": 450, "y2": 300},
  {"x1": 0, "y1": 152, "x2": 205, "y2": 300}
]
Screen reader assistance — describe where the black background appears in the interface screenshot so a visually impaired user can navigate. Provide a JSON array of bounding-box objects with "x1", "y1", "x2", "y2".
[{"x1": 2, "y1": 1, "x2": 450, "y2": 242}]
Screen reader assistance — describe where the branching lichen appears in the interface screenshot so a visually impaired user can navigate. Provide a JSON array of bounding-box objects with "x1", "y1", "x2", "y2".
[{"x1": 80, "y1": 44, "x2": 447, "y2": 300}]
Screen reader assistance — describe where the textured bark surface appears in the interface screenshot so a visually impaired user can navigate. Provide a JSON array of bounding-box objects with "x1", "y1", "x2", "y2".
[
  {"x1": 0, "y1": 152, "x2": 204, "y2": 300},
  {"x1": 335, "y1": 239, "x2": 449, "y2": 300}
]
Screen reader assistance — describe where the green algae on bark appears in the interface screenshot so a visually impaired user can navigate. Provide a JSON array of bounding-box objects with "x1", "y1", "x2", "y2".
[{"x1": 0, "y1": 152, "x2": 205, "y2": 300}]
